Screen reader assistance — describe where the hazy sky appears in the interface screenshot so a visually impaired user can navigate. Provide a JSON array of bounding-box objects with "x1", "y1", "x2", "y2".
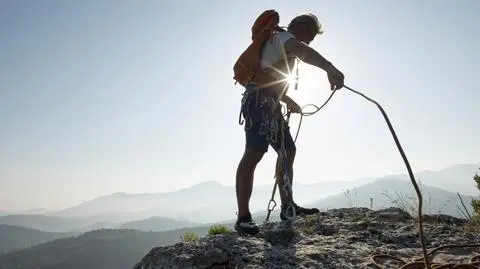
[{"x1": 1, "y1": 0, "x2": 479, "y2": 211}]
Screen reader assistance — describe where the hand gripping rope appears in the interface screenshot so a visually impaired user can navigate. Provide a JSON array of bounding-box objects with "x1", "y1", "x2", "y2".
[{"x1": 264, "y1": 85, "x2": 480, "y2": 269}]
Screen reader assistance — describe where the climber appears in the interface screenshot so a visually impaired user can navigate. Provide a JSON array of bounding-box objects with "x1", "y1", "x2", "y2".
[{"x1": 234, "y1": 12, "x2": 345, "y2": 235}]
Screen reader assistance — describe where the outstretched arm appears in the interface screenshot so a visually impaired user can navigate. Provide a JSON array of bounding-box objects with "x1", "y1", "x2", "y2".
[
  {"x1": 283, "y1": 38, "x2": 345, "y2": 90},
  {"x1": 283, "y1": 38, "x2": 334, "y2": 71}
]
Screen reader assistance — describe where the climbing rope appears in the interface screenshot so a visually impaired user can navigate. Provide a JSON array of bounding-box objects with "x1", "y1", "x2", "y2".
[
  {"x1": 264, "y1": 84, "x2": 480, "y2": 268},
  {"x1": 344, "y1": 85, "x2": 480, "y2": 269},
  {"x1": 278, "y1": 114, "x2": 297, "y2": 223},
  {"x1": 264, "y1": 89, "x2": 337, "y2": 223},
  {"x1": 341, "y1": 85, "x2": 428, "y2": 268},
  {"x1": 371, "y1": 247, "x2": 480, "y2": 268}
]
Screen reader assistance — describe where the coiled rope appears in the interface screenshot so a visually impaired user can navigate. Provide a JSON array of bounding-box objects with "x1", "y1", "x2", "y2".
[{"x1": 371, "y1": 246, "x2": 480, "y2": 269}]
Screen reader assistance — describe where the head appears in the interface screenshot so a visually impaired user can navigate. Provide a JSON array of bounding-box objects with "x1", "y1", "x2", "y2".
[{"x1": 287, "y1": 13, "x2": 324, "y2": 44}]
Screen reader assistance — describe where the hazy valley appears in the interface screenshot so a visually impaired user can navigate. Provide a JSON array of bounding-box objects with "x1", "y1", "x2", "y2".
[{"x1": 0, "y1": 163, "x2": 478, "y2": 269}]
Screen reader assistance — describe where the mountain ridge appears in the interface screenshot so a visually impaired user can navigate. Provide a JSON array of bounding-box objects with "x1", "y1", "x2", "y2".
[
  {"x1": 3, "y1": 163, "x2": 477, "y2": 218},
  {"x1": 0, "y1": 163, "x2": 477, "y2": 234},
  {"x1": 0, "y1": 224, "x2": 74, "y2": 253}
]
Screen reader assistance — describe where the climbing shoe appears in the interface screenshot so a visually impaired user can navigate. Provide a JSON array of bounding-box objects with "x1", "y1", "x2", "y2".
[
  {"x1": 234, "y1": 212, "x2": 260, "y2": 235},
  {"x1": 280, "y1": 203, "x2": 320, "y2": 221}
]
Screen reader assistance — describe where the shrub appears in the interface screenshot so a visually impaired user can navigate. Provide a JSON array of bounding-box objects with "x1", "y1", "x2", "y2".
[
  {"x1": 180, "y1": 231, "x2": 199, "y2": 244},
  {"x1": 208, "y1": 224, "x2": 233, "y2": 236},
  {"x1": 471, "y1": 169, "x2": 480, "y2": 219}
]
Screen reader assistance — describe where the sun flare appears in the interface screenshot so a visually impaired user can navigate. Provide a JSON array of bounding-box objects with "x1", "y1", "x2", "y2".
[
  {"x1": 287, "y1": 72, "x2": 298, "y2": 88},
  {"x1": 264, "y1": 60, "x2": 324, "y2": 103},
  {"x1": 285, "y1": 63, "x2": 325, "y2": 103}
]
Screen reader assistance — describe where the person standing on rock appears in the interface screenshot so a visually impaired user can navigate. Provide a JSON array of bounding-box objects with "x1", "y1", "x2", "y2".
[{"x1": 233, "y1": 11, "x2": 345, "y2": 235}]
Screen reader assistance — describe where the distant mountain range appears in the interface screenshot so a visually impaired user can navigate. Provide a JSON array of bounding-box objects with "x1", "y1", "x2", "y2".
[
  {"x1": 118, "y1": 216, "x2": 199, "y2": 231},
  {"x1": 0, "y1": 163, "x2": 478, "y2": 234},
  {"x1": 0, "y1": 212, "x2": 287, "y2": 269},
  {"x1": 0, "y1": 214, "x2": 119, "y2": 233},
  {"x1": 0, "y1": 209, "x2": 52, "y2": 217},
  {"x1": 0, "y1": 227, "x2": 213, "y2": 269},
  {"x1": 0, "y1": 225, "x2": 74, "y2": 253},
  {"x1": 0, "y1": 163, "x2": 478, "y2": 269},
  {"x1": 308, "y1": 178, "x2": 477, "y2": 218}
]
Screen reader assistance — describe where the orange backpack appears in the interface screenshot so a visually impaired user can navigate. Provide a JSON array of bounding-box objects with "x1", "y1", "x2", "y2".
[{"x1": 233, "y1": 10, "x2": 281, "y2": 87}]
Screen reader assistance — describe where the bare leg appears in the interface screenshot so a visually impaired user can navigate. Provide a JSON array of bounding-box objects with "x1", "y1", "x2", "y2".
[
  {"x1": 236, "y1": 148, "x2": 264, "y2": 218},
  {"x1": 275, "y1": 148, "x2": 296, "y2": 205}
]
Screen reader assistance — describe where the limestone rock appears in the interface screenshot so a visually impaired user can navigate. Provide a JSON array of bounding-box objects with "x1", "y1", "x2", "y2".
[{"x1": 133, "y1": 207, "x2": 480, "y2": 269}]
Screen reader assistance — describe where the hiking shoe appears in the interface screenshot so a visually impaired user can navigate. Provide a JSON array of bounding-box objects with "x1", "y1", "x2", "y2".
[
  {"x1": 234, "y1": 212, "x2": 259, "y2": 235},
  {"x1": 280, "y1": 203, "x2": 320, "y2": 221}
]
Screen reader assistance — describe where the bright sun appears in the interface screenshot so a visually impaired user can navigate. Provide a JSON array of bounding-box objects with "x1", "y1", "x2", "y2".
[
  {"x1": 270, "y1": 61, "x2": 326, "y2": 103},
  {"x1": 285, "y1": 63, "x2": 323, "y2": 103},
  {"x1": 285, "y1": 61, "x2": 300, "y2": 90},
  {"x1": 287, "y1": 72, "x2": 297, "y2": 87}
]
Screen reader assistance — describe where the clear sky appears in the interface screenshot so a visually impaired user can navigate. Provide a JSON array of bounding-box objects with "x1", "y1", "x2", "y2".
[{"x1": 1, "y1": 0, "x2": 479, "y2": 211}]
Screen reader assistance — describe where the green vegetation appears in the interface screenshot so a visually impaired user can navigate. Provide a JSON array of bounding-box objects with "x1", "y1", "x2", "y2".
[
  {"x1": 471, "y1": 169, "x2": 480, "y2": 218},
  {"x1": 207, "y1": 224, "x2": 233, "y2": 236},
  {"x1": 379, "y1": 180, "x2": 437, "y2": 219},
  {"x1": 299, "y1": 225, "x2": 315, "y2": 235},
  {"x1": 464, "y1": 169, "x2": 480, "y2": 234},
  {"x1": 305, "y1": 214, "x2": 321, "y2": 223},
  {"x1": 181, "y1": 231, "x2": 200, "y2": 244}
]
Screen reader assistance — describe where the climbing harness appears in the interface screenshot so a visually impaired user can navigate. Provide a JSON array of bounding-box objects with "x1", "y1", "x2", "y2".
[
  {"x1": 239, "y1": 81, "x2": 299, "y2": 225},
  {"x1": 262, "y1": 60, "x2": 337, "y2": 224},
  {"x1": 264, "y1": 88, "x2": 337, "y2": 223}
]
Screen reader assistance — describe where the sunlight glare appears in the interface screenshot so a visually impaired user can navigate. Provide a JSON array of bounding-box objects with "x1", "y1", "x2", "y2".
[
  {"x1": 286, "y1": 63, "x2": 323, "y2": 103},
  {"x1": 287, "y1": 72, "x2": 298, "y2": 88}
]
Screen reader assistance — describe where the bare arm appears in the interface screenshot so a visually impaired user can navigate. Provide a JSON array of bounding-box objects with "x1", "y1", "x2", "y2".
[
  {"x1": 283, "y1": 38, "x2": 334, "y2": 72},
  {"x1": 281, "y1": 94, "x2": 295, "y2": 104}
]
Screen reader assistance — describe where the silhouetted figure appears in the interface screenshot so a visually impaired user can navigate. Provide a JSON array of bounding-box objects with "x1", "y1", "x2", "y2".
[{"x1": 233, "y1": 11, "x2": 345, "y2": 235}]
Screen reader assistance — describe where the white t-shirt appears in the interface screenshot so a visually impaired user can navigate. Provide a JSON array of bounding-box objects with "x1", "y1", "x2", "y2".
[{"x1": 259, "y1": 31, "x2": 296, "y2": 70}]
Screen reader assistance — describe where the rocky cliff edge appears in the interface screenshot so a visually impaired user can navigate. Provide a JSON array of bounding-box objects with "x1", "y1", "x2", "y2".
[{"x1": 134, "y1": 207, "x2": 480, "y2": 269}]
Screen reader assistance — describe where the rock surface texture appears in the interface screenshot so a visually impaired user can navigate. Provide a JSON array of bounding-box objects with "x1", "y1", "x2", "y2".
[{"x1": 134, "y1": 207, "x2": 480, "y2": 269}]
